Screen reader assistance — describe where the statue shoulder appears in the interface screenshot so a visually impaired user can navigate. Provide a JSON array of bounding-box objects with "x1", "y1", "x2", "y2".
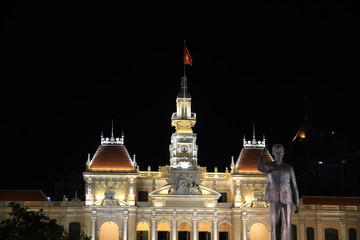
[{"x1": 282, "y1": 162, "x2": 293, "y2": 169}]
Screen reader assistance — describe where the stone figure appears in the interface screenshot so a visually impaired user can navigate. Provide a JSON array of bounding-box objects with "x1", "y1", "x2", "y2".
[
  {"x1": 258, "y1": 143, "x2": 300, "y2": 240},
  {"x1": 169, "y1": 174, "x2": 201, "y2": 195}
]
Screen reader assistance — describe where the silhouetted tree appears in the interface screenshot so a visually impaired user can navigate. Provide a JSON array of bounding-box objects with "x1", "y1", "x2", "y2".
[{"x1": 0, "y1": 202, "x2": 90, "y2": 240}]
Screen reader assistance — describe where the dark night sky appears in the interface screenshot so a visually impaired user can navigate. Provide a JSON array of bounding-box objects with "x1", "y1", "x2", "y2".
[{"x1": 1, "y1": 1, "x2": 359, "y2": 197}]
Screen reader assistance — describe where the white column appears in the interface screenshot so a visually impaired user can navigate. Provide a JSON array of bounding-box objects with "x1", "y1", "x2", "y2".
[
  {"x1": 123, "y1": 210, "x2": 129, "y2": 240},
  {"x1": 192, "y1": 210, "x2": 198, "y2": 240},
  {"x1": 172, "y1": 210, "x2": 177, "y2": 240},
  {"x1": 91, "y1": 210, "x2": 97, "y2": 240},
  {"x1": 151, "y1": 210, "x2": 156, "y2": 240},
  {"x1": 241, "y1": 212, "x2": 247, "y2": 240},
  {"x1": 316, "y1": 217, "x2": 322, "y2": 240},
  {"x1": 299, "y1": 217, "x2": 305, "y2": 240},
  {"x1": 213, "y1": 210, "x2": 218, "y2": 240},
  {"x1": 340, "y1": 217, "x2": 347, "y2": 240}
]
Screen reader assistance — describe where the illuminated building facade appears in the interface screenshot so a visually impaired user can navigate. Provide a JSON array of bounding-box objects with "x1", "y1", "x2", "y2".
[{"x1": 1, "y1": 77, "x2": 360, "y2": 240}]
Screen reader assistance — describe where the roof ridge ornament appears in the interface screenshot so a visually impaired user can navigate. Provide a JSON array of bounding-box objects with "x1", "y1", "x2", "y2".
[
  {"x1": 252, "y1": 122, "x2": 256, "y2": 144},
  {"x1": 100, "y1": 123, "x2": 125, "y2": 145},
  {"x1": 243, "y1": 124, "x2": 266, "y2": 148}
]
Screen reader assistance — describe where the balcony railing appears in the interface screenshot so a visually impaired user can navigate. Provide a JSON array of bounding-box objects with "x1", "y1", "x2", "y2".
[{"x1": 171, "y1": 113, "x2": 196, "y2": 121}]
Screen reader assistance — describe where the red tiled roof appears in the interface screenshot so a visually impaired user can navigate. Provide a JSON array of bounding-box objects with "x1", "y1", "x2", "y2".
[
  {"x1": 235, "y1": 148, "x2": 272, "y2": 174},
  {"x1": 0, "y1": 190, "x2": 48, "y2": 201},
  {"x1": 302, "y1": 196, "x2": 360, "y2": 205},
  {"x1": 89, "y1": 145, "x2": 134, "y2": 171}
]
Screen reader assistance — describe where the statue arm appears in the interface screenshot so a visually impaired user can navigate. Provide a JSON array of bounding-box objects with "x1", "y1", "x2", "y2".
[
  {"x1": 257, "y1": 147, "x2": 269, "y2": 173},
  {"x1": 290, "y1": 166, "x2": 300, "y2": 213}
]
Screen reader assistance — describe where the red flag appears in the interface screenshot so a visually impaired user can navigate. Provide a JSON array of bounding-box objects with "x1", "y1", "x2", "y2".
[{"x1": 183, "y1": 44, "x2": 193, "y2": 66}]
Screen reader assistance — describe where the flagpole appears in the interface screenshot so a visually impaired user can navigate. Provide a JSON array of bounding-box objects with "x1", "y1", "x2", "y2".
[
  {"x1": 183, "y1": 40, "x2": 186, "y2": 105},
  {"x1": 183, "y1": 40, "x2": 186, "y2": 77}
]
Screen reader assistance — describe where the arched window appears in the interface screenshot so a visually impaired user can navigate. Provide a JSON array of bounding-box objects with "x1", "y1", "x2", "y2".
[
  {"x1": 349, "y1": 228, "x2": 357, "y2": 240},
  {"x1": 306, "y1": 227, "x2": 314, "y2": 240},
  {"x1": 325, "y1": 228, "x2": 338, "y2": 240},
  {"x1": 181, "y1": 106, "x2": 187, "y2": 118},
  {"x1": 69, "y1": 222, "x2": 81, "y2": 239}
]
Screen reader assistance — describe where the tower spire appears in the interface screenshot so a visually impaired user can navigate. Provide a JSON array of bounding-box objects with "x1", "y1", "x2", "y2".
[
  {"x1": 252, "y1": 122, "x2": 256, "y2": 144},
  {"x1": 111, "y1": 119, "x2": 114, "y2": 137}
]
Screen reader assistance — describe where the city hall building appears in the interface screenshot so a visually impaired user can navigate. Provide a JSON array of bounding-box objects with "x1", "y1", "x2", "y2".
[{"x1": 1, "y1": 77, "x2": 360, "y2": 240}]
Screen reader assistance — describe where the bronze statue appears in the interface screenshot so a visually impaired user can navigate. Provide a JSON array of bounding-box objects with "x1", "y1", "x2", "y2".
[{"x1": 258, "y1": 143, "x2": 300, "y2": 240}]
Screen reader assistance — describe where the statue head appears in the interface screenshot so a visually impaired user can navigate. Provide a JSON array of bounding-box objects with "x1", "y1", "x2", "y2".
[{"x1": 272, "y1": 143, "x2": 284, "y2": 164}]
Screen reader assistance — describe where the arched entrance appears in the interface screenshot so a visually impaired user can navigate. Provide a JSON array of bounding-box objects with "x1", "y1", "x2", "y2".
[
  {"x1": 218, "y1": 221, "x2": 231, "y2": 240},
  {"x1": 99, "y1": 221, "x2": 120, "y2": 240},
  {"x1": 178, "y1": 221, "x2": 191, "y2": 240},
  {"x1": 137, "y1": 221, "x2": 150, "y2": 240},
  {"x1": 198, "y1": 221, "x2": 211, "y2": 240},
  {"x1": 157, "y1": 221, "x2": 171, "y2": 240},
  {"x1": 250, "y1": 222, "x2": 269, "y2": 240}
]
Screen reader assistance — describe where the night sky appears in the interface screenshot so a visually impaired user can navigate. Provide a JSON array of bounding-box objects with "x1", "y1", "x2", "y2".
[{"x1": 2, "y1": 1, "x2": 359, "y2": 197}]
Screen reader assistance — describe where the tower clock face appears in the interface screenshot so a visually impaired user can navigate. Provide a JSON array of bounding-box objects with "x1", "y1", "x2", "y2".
[{"x1": 181, "y1": 145, "x2": 188, "y2": 153}]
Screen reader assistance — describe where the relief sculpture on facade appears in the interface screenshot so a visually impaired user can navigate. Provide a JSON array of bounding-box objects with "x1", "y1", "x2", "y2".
[{"x1": 168, "y1": 174, "x2": 202, "y2": 195}]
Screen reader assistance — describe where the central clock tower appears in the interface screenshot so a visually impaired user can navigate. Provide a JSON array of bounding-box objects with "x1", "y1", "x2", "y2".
[
  {"x1": 150, "y1": 75, "x2": 220, "y2": 203},
  {"x1": 169, "y1": 76, "x2": 198, "y2": 169}
]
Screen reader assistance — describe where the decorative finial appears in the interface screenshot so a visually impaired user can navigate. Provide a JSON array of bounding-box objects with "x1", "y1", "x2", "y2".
[
  {"x1": 121, "y1": 131, "x2": 124, "y2": 144},
  {"x1": 133, "y1": 154, "x2": 136, "y2": 165},
  {"x1": 243, "y1": 124, "x2": 266, "y2": 148},
  {"x1": 86, "y1": 153, "x2": 91, "y2": 169},
  {"x1": 230, "y1": 156, "x2": 235, "y2": 173},
  {"x1": 252, "y1": 123, "x2": 256, "y2": 142},
  {"x1": 111, "y1": 119, "x2": 114, "y2": 137}
]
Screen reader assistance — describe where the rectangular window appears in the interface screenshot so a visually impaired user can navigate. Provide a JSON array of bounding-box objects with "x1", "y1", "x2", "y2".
[
  {"x1": 158, "y1": 231, "x2": 170, "y2": 240},
  {"x1": 199, "y1": 231, "x2": 211, "y2": 239},
  {"x1": 69, "y1": 222, "x2": 81, "y2": 239},
  {"x1": 292, "y1": 224, "x2": 297, "y2": 240},
  {"x1": 219, "y1": 232, "x2": 229, "y2": 240},
  {"x1": 137, "y1": 231, "x2": 148, "y2": 240},
  {"x1": 138, "y1": 191, "x2": 148, "y2": 202},
  {"x1": 219, "y1": 192, "x2": 227, "y2": 202},
  {"x1": 178, "y1": 231, "x2": 190, "y2": 240}
]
